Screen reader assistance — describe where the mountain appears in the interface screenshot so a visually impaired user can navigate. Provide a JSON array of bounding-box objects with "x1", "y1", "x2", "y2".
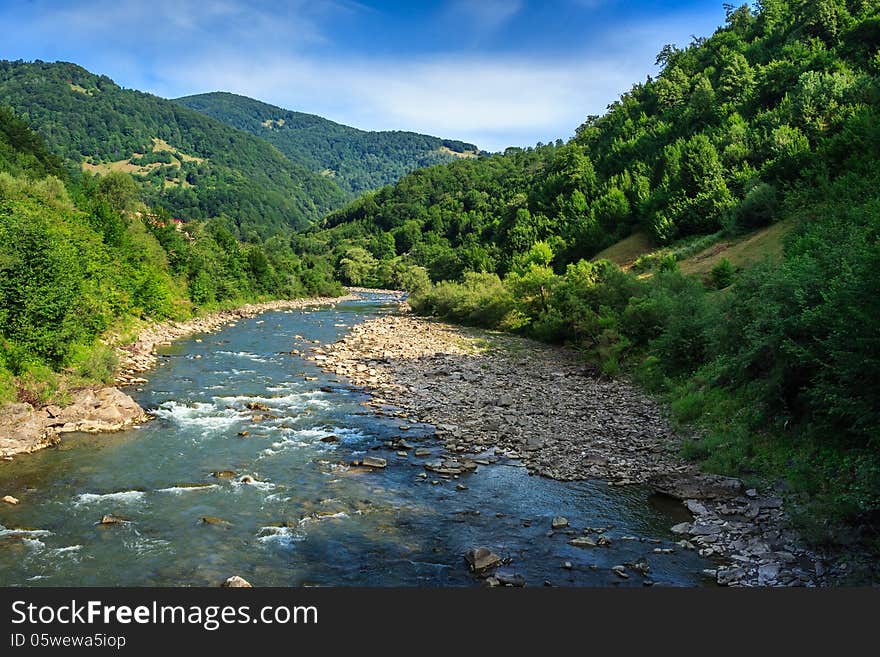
[
  {"x1": 292, "y1": 0, "x2": 880, "y2": 530},
  {"x1": 175, "y1": 92, "x2": 480, "y2": 195},
  {"x1": 0, "y1": 60, "x2": 347, "y2": 237},
  {"x1": 0, "y1": 99, "x2": 343, "y2": 391}
]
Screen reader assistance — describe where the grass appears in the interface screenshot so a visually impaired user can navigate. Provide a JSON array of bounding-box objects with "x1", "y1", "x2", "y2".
[
  {"x1": 592, "y1": 231, "x2": 656, "y2": 269},
  {"x1": 82, "y1": 138, "x2": 204, "y2": 179},
  {"x1": 678, "y1": 218, "x2": 796, "y2": 278},
  {"x1": 437, "y1": 146, "x2": 478, "y2": 159},
  {"x1": 68, "y1": 83, "x2": 93, "y2": 96},
  {"x1": 151, "y1": 138, "x2": 203, "y2": 163}
]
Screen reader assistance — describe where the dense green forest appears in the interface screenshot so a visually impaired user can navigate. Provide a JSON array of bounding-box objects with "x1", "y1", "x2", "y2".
[
  {"x1": 0, "y1": 61, "x2": 348, "y2": 238},
  {"x1": 0, "y1": 106, "x2": 342, "y2": 405},
  {"x1": 297, "y1": 0, "x2": 880, "y2": 541},
  {"x1": 176, "y1": 92, "x2": 480, "y2": 195}
]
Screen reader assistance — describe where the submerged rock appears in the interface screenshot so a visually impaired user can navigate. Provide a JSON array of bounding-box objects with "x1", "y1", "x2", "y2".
[
  {"x1": 99, "y1": 514, "x2": 127, "y2": 525},
  {"x1": 611, "y1": 565, "x2": 629, "y2": 579}
]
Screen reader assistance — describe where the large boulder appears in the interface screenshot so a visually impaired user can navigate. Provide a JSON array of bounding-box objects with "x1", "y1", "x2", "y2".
[
  {"x1": 0, "y1": 403, "x2": 57, "y2": 458},
  {"x1": 57, "y1": 388, "x2": 147, "y2": 433},
  {"x1": 465, "y1": 547, "x2": 502, "y2": 574},
  {"x1": 221, "y1": 575, "x2": 252, "y2": 588}
]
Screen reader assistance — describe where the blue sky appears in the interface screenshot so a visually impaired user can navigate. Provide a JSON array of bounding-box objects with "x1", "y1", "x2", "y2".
[{"x1": 0, "y1": 1, "x2": 730, "y2": 151}]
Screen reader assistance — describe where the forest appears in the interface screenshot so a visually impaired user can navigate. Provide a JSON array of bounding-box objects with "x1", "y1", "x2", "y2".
[
  {"x1": 0, "y1": 106, "x2": 342, "y2": 407},
  {"x1": 0, "y1": 60, "x2": 347, "y2": 238},
  {"x1": 176, "y1": 92, "x2": 480, "y2": 196},
  {"x1": 297, "y1": 0, "x2": 880, "y2": 540}
]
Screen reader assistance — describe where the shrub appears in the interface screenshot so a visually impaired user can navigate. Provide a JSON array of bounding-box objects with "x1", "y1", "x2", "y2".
[
  {"x1": 0, "y1": 365, "x2": 16, "y2": 404},
  {"x1": 710, "y1": 258, "x2": 736, "y2": 289},
  {"x1": 67, "y1": 343, "x2": 118, "y2": 385},
  {"x1": 410, "y1": 272, "x2": 515, "y2": 328},
  {"x1": 736, "y1": 182, "x2": 779, "y2": 229},
  {"x1": 16, "y1": 362, "x2": 66, "y2": 406}
]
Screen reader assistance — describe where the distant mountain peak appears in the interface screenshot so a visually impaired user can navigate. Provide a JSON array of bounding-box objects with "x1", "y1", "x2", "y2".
[{"x1": 175, "y1": 91, "x2": 480, "y2": 195}]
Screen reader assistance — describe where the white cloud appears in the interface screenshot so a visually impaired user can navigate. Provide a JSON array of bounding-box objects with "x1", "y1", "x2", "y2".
[
  {"x1": 0, "y1": 0, "x2": 727, "y2": 151},
  {"x1": 147, "y1": 50, "x2": 635, "y2": 150}
]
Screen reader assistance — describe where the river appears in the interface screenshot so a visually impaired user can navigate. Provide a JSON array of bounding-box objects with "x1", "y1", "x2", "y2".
[{"x1": 0, "y1": 294, "x2": 713, "y2": 586}]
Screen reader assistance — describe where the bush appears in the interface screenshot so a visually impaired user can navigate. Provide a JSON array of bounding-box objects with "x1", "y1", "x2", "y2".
[
  {"x1": 736, "y1": 183, "x2": 779, "y2": 229},
  {"x1": 17, "y1": 362, "x2": 66, "y2": 406},
  {"x1": 0, "y1": 365, "x2": 16, "y2": 404},
  {"x1": 411, "y1": 272, "x2": 515, "y2": 328},
  {"x1": 710, "y1": 258, "x2": 736, "y2": 289},
  {"x1": 67, "y1": 343, "x2": 118, "y2": 385}
]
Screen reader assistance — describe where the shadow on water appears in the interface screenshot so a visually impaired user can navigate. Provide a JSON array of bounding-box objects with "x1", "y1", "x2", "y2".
[{"x1": 0, "y1": 294, "x2": 714, "y2": 586}]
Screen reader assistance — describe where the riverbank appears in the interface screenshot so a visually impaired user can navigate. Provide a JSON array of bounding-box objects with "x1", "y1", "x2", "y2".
[
  {"x1": 309, "y1": 312, "x2": 835, "y2": 587},
  {"x1": 0, "y1": 295, "x2": 357, "y2": 461}
]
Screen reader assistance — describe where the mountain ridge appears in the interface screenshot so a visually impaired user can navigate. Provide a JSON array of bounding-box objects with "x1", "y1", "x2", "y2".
[{"x1": 175, "y1": 91, "x2": 480, "y2": 195}]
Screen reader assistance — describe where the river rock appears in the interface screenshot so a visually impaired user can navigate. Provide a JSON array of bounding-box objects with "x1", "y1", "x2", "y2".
[
  {"x1": 611, "y1": 565, "x2": 629, "y2": 579},
  {"x1": 551, "y1": 516, "x2": 569, "y2": 529},
  {"x1": 200, "y1": 516, "x2": 230, "y2": 526},
  {"x1": 465, "y1": 547, "x2": 502, "y2": 573},
  {"x1": 716, "y1": 567, "x2": 745, "y2": 586},
  {"x1": 212, "y1": 470, "x2": 237, "y2": 478},
  {"x1": 99, "y1": 514, "x2": 127, "y2": 525},
  {"x1": 569, "y1": 536, "x2": 597, "y2": 548},
  {"x1": 246, "y1": 402, "x2": 271, "y2": 412},
  {"x1": 496, "y1": 572, "x2": 526, "y2": 587},
  {"x1": 361, "y1": 457, "x2": 387, "y2": 469},
  {"x1": 2, "y1": 495, "x2": 19, "y2": 505},
  {"x1": 221, "y1": 575, "x2": 252, "y2": 588},
  {"x1": 0, "y1": 402, "x2": 58, "y2": 458},
  {"x1": 56, "y1": 388, "x2": 148, "y2": 434},
  {"x1": 649, "y1": 473, "x2": 743, "y2": 500}
]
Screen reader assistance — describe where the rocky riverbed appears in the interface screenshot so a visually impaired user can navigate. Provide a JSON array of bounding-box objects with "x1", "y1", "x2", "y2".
[
  {"x1": 309, "y1": 311, "x2": 836, "y2": 587},
  {"x1": 0, "y1": 295, "x2": 356, "y2": 461}
]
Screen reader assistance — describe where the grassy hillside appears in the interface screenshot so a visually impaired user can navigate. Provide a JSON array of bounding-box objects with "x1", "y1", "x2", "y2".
[
  {"x1": 176, "y1": 91, "x2": 479, "y2": 195},
  {"x1": 0, "y1": 105, "x2": 342, "y2": 406},
  {"x1": 0, "y1": 61, "x2": 348, "y2": 237},
  {"x1": 290, "y1": 0, "x2": 880, "y2": 548}
]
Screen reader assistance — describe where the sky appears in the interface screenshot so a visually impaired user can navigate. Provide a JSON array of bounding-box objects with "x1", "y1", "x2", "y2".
[{"x1": 0, "y1": 0, "x2": 730, "y2": 151}]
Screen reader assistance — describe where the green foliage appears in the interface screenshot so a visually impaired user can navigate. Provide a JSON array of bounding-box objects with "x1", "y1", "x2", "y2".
[
  {"x1": 0, "y1": 106, "x2": 346, "y2": 402},
  {"x1": 67, "y1": 343, "x2": 118, "y2": 385},
  {"x1": 0, "y1": 365, "x2": 16, "y2": 404},
  {"x1": 710, "y1": 257, "x2": 736, "y2": 288},
  {"x1": 410, "y1": 273, "x2": 515, "y2": 328},
  {"x1": 736, "y1": 182, "x2": 779, "y2": 228},
  {"x1": 176, "y1": 92, "x2": 480, "y2": 196},
  {"x1": 0, "y1": 61, "x2": 347, "y2": 236}
]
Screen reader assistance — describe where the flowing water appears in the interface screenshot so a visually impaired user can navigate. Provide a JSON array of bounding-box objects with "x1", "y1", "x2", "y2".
[{"x1": 0, "y1": 294, "x2": 713, "y2": 586}]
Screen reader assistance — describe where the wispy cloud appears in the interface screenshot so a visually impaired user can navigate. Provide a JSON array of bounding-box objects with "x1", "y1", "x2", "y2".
[
  {"x1": 155, "y1": 50, "x2": 633, "y2": 149},
  {"x1": 446, "y1": 0, "x2": 524, "y2": 31},
  {"x1": 0, "y1": 0, "x2": 727, "y2": 150}
]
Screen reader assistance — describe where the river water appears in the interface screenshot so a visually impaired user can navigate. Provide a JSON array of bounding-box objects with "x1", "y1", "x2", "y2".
[{"x1": 0, "y1": 294, "x2": 712, "y2": 586}]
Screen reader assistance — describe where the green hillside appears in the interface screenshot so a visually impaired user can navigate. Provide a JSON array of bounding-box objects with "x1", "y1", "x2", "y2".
[
  {"x1": 0, "y1": 105, "x2": 343, "y2": 405},
  {"x1": 175, "y1": 91, "x2": 480, "y2": 195},
  {"x1": 294, "y1": 1, "x2": 880, "y2": 540},
  {"x1": 0, "y1": 61, "x2": 347, "y2": 237}
]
